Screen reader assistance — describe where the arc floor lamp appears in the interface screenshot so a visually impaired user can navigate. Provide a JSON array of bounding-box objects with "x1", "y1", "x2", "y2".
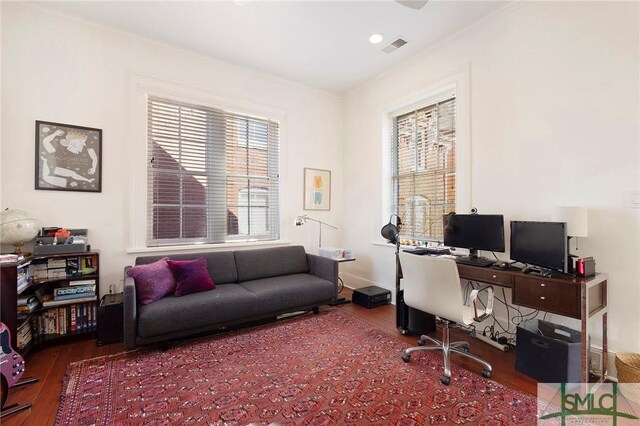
[
  {"x1": 295, "y1": 215, "x2": 350, "y2": 305},
  {"x1": 294, "y1": 215, "x2": 337, "y2": 248}
]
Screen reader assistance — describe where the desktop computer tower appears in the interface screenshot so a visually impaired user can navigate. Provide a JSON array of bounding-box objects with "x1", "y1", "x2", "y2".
[{"x1": 396, "y1": 290, "x2": 436, "y2": 335}]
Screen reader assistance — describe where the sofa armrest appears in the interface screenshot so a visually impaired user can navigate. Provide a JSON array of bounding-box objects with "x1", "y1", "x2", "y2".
[
  {"x1": 307, "y1": 254, "x2": 339, "y2": 297},
  {"x1": 123, "y1": 267, "x2": 138, "y2": 349}
]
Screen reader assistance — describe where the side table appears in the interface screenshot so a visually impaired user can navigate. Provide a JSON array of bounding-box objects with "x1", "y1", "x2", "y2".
[{"x1": 331, "y1": 258, "x2": 355, "y2": 306}]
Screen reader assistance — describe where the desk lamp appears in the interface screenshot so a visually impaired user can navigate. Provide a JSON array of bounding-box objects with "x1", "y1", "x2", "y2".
[{"x1": 553, "y1": 206, "x2": 588, "y2": 273}]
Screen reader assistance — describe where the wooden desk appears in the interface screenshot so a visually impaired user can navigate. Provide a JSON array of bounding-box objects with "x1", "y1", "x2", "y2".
[{"x1": 457, "y1": 264, "x2": 608, "y2": 382}]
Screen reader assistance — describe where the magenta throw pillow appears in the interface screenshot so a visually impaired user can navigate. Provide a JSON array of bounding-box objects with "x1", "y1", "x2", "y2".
[
  {"x1": 167, "y1": 258, "x2": 215, "y2": 296},
  {"x1": 126, "y1": 257, "x2": 176, "y2": 305}
]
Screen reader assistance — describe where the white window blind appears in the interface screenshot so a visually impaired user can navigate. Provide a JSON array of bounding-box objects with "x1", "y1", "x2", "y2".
[
  {"x1": 391, "y1": 96, "x2": 456, "y2": 242},
  {"x1": 147, "y1": 97, "x2": 280, "y2": 246}
]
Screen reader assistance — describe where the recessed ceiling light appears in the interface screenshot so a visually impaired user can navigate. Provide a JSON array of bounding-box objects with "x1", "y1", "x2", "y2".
[{"x1": 369, "y1": 34, "x2": 384, "y2": 44}]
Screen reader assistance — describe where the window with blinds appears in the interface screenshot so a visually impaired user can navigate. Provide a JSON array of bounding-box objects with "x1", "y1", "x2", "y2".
[
  {"x1": 147, "y1": 97, "x2": 280, "y2": 246},
  {"x1": 391, "y1": 96, "x2": 456, "y2": 242}
]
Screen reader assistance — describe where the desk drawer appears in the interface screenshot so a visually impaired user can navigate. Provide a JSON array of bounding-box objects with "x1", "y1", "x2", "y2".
[
  {"x1": 458, "y1": 265, "x2": 513, "y2": 287},
  {"x1": 513, "y1": 277, "x2": 580, "y2": 318}
]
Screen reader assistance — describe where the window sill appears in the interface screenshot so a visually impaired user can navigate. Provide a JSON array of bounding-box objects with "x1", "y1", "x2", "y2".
[
  {"x1": 126, "y1": 239, "x2": 292, "y2": 255},
  {"x1": 372, "y1": 240, "x2": 398, "y2": 249}
]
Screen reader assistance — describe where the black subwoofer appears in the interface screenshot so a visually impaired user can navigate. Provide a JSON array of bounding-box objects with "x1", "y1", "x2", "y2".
[
  {"x1": 396, "y1": 290, "x2": 436, "y2": 335},
  {"x1": 97, "y1": 293, "x2": 123, "y2": 346}
]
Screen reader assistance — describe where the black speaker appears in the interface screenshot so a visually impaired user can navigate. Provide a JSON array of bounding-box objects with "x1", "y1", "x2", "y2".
[
  {"x1": 396, "y1": 290, "x2": 436, "y2": 335},
  {"x1": 97, "y1": 293, "x2": 123, "y2": 345}
]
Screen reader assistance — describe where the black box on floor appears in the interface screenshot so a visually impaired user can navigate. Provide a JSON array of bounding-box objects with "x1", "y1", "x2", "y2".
[
  {"x1": 515, "y1": 320, "x2": 581, "y2": 383},
  {"x1": 396, "y1": 289, "x2": 436, "y2": 335},
  {"x1": 97, "y1": 293, "x2": 123, "y2": 345},
  {"x1": 353, "y1": 286, "x2": 391, "y2": 308}
]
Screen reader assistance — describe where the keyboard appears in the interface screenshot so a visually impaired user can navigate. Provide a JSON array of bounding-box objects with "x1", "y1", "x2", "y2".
[
  {"x1": 454, "y1": 257, "x2": 495, "y2": 267},
  {"x1": 402, "y1": 247, "x2": 451, "y2": 256}
]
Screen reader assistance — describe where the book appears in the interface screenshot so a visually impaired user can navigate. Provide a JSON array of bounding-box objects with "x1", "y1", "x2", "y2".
[
  {"x1": 71, "y1": 305, "x2": 77, "y2": 333},
  {"x1": 42, "y1": 296, "x2": 96, "y2": 308},
  {"x1": 54, "y1": 292, "x2": 95, "y2": 301},
  {"x1": 69, "y1": 279, "x2": 96, "y2": 286},
  {"x1": 54, "y1": 285, "x2": 96, "y2": 297}
]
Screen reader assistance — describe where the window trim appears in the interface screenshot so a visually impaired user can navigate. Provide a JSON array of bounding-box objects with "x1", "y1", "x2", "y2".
[
  {"x1": 380, "y1": 67, "x2": 471, "y2": 242},
  {"x1": 129, "y1": 74, "x2": 287, "y2": 252}
]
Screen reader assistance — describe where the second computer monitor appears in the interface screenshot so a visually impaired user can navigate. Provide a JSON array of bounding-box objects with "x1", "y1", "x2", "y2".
[{"x1": 443, "y1": 214, "x2": 505, "y2": 256}]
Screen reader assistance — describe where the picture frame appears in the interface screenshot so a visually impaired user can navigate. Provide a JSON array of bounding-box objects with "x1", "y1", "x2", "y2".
[
  {"x1": 303, "y1": 168, "x2": 331, "y2": 211},
  {"x1": 35, "y1": 121, "x2": 102, "y2": 193}
]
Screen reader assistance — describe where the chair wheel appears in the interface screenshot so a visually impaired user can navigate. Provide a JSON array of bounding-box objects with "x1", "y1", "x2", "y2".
[
  {"x1": 460, "y1": 345, "x2": 469, "y2": 353},
  {"x1": 482, "y1": 369, "x2": 492, "y2": 378},
  {"x1": 399, "y1": 328, "x2": 408, "y2": 335},
  {"x1": 401, "y1": 353, "x2": 411, "y2": 363},
  {"x1": 440, "y1": 375, "x2": 451, "y2": 385},
  {"x1": 418, "y1": 339, "x2": 426, "y2": 346}
]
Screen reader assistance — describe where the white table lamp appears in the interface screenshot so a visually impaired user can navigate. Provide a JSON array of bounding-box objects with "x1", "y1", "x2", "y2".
[{"x1": 553, "y1": 206, "x2": 588, "y2": 238}]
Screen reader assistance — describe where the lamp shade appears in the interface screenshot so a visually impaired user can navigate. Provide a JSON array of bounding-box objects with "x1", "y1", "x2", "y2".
[{"x1": 553, "y1": 206, "x2": 588, "y2": 237}]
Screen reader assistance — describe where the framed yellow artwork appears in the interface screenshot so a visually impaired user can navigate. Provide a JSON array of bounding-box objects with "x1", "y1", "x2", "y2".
[{"x1": 303, "y1": 168, "x2": 331, "y2": 211}]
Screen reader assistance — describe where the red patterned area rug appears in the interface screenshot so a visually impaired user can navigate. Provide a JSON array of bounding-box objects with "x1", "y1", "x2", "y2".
[{"x1": 56, "y1": 310, "x2": 537, "y2": 425}]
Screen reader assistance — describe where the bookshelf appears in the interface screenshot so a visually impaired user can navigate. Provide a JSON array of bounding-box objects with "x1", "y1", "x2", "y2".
[{"x1": 0, "y1": 251, "x2": 100, "y2": 353}]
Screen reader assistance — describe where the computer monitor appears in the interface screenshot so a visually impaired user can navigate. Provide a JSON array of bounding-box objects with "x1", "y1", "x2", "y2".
[
  {"x1": 443, "y1": 214, "x2": 505, "y2": 260},
  {"x1": 510, "y1": 221, "x2": 567, "y2": 273}
]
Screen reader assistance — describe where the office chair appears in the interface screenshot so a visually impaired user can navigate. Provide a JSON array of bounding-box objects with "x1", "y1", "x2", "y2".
[{"x1": 399, "y1": 252, "x2": 494, "y2": 385}]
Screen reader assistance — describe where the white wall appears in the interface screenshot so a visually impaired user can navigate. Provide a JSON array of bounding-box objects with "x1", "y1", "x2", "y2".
[
  {"x1": 342, "y1": 1, "x2": 640, "y2": 356},
  {"x1": 1, "y1": 3, "x2": 344, "y2": 291}
]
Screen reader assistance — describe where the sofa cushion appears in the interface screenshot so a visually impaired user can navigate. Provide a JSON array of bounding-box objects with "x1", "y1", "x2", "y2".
[
  {"x1": 167, "y1": 258, "x2": 216, "y2": 296},
  {"x1": 234, "y1": 246, "x2": 309, "y2": 282},
  {"x1": 137, "y1": 284, "x2": 261, "y2": 338},
  {"x1": 239, "y1": 273, "x2": 335, "y2": 312},
  {"x1": 135, "y1": 251, "x2": 238, "y2": 284},
  {"x1": 126, "y1": 257, "x2": 176, "y2": 305}
]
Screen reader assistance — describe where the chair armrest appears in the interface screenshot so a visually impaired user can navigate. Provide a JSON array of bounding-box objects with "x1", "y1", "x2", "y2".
[
  {"x1": 307, "y1": 254, "x2": 339, "y2": 297},
  {"x1": 123, "y1": 268, "x2": 138, "y2": 349},
  {"x1": 468, "y1": 284, "x2": 494, "y2": 322}
]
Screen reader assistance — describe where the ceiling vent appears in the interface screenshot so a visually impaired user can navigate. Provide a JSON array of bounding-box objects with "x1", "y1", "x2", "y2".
[{"x1": 382, "y1": 37, "x2": 408, "y2": 54}]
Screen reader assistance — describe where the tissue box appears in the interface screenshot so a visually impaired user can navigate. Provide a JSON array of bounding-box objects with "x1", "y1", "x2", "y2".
[{"x1": 319, "y1": 247, "x2": 352, "y2": 260}]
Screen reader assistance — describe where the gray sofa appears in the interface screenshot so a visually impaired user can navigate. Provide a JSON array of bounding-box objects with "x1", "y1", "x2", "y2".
[{"x1": 123, "y1": 245, "x2": 338, "y2": 349}]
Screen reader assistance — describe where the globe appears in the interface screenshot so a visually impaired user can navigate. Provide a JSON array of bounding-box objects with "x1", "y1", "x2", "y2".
[{"x1": 0, "y1": 209, "x2": 39, "y2": 254}]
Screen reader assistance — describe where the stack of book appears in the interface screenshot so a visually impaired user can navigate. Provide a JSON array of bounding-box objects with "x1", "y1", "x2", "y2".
[
  {"x1": 30, "y1": 261, "x2": 48, "y2": 280},
  {"x1": 17, "y1": 262, "x2": 30, "y2": 293},
  {"x1": 16, "y1": 321, "x2": 33, "y2": 350},
  {"x1": 0, "y1": 253, "x2": 24, "y2": 263},
  {"x1": 47, "y1": 258, "x2": 67, "y2": 279},
  {"x1": 17, "y1": 295, "x2": 41, "y2": 314}
]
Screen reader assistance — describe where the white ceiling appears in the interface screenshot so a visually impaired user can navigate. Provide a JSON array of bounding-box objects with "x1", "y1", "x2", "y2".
[{"x1": 39, "y1": 1, "x2": 506, "y2": 94}]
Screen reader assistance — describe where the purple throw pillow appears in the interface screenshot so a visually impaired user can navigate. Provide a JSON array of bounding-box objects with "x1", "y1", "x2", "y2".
[
  {"x1": 127, "y1": 257, "x2": 176, "y2": 305},
  {"x1": 167, "y1": 258, "x2": 215, "y2": 297}
]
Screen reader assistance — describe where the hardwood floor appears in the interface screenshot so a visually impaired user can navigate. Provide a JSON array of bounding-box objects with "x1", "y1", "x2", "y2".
[{"x1": 2, "y1": 288, "x2": 538, "y2": 425}]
